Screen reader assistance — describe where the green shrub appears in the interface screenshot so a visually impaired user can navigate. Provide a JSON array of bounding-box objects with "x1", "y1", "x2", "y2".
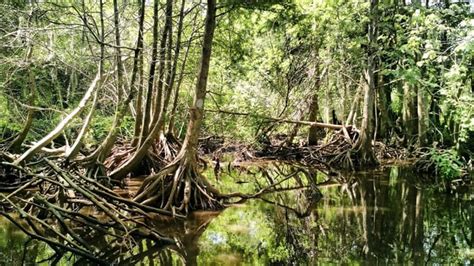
[{"x1": 429, "y1": 148, "x2": 462, "y2": 181}]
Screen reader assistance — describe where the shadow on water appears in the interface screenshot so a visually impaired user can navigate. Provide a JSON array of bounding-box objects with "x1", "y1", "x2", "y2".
[{"x1": 0, "y1": 162, "x2": 472, "y2": 265}]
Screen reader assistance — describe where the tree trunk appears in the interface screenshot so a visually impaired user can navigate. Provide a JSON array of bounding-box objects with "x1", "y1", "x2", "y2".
[
  {"x1": 149, "y1": 0, "x2": 173, "y2": 132},
  {"x1": 139, "y1": 0, "x2": 160, "y2": 145},
  {"x1": 377, "y1": 74, "x2": 393, "y2": 141},
  {"x1": 133, "y1": 0, "x2": 218, "y2": 214},
  {"x1": 132, "y1": 0, "x2": 146, "y2": 147},
  {"x1": 179, "y1": 0, "x2": 216, "y2": 162},
  {"x1": 308, "y1": 86, "x2": 322, "y2": 145},
  {"x1": 354, "y1": 0, "x2": 378, "y2": 167},
  {"x1": 346, "y1": 81, "x2": 363, "y2": 126},
  {"x1": 417, "y1": 87, "x2": 429, "y2": 147},
  {"x1": 167, "y1": 8, "x2": 199, "y2": 136},
  {"x1": 163, "y1": 0, "x2": 186, "y2": 130},
  {"x1": 402, "y1": 83, "x2": 418, "y2": 145},
  {"x1": 90, "y1": 0, "x2": 146, "y2": 164}
]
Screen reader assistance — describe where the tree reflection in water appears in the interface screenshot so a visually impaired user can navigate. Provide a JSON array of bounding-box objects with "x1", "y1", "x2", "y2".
[{"x1": 0, "y1": 164, "x2": 472, "y2": 264}]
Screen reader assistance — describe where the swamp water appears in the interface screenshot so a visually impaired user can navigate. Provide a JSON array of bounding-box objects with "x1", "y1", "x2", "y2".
[{"x1": 0, "y1": 163, "x2": 472, "y2": 265}]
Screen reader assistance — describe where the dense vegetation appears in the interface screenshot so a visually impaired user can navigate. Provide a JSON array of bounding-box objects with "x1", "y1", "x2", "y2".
[{"x1": 0, "y1": 0, "x2": 472, "y2": 264}]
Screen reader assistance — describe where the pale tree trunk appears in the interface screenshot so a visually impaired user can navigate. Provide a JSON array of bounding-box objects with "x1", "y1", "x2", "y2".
[
  {"x1": 149, "y1": 0, "x2": 173, "y2": 131},
  {"x1": 346, "y1": 82, "x2": 363, "y2": 126},
  {"x1": 180, "y1": 0, "x2": 216, "y2": 162},
  {"x1": 162, "y1": 0, "x2": 186, "y2": 126},
  {"x1": 354, "y1": 0, "x2": 378, "y2": 167},
  {"x1": 417, "y1": 87, "x2": 429, "y2": 146},
  {"x1": 307, "y1": 57, "x2": 323, "y2": 146}
]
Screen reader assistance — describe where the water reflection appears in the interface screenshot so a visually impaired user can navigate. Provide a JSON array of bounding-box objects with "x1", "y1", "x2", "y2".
[
  {"x1": 197, "y1": 166, "x2": 473, "y2": 264},
  {"x1": 0, "y1": 165, "x2": 472, "y2": 264}
]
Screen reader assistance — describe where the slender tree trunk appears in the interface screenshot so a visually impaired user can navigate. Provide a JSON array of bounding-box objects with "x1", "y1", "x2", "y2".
[
  {"x1": 346, "y1": 80, "x2": 363, "y2": 126},
  {"x1": 90, "y1": 0, "x2": 146, "y2": 163},
  {"x1": 354, "y1": 0, "x2": 378, "y2": 167},
  {"x1": 109, "y1": 0, "x2": 175, "y2": 179},
  {"x1": 149, "y1": 0, "x2": 173, "y2": 133},
  {"x1": 113, "y1": 0, "x2": 125, "y2": 101},
  {"x1": 377, "y1": 74, "x2": 393, "y2": 140},
  {"x1": 139, "y1": 0, "x2": 160, "y2": 145},
  {"x1": 132, "y1": 0, "x2": 146, "y2": 147},
  {"x1": 417, "y1": 87, "x2": 429, "y2": 146},
  {"x1": 179, "y1": 0, "x2": 216, "y2": 162},
  {"x1": 167, "y1": 9, "x2": 199, "y2": 136},
  {"x1": 133, "y1": 0, "x2": 218, "y2": 213},
  {"x1": 163, "y1": 0, "x2": 186, "y2": 129}
]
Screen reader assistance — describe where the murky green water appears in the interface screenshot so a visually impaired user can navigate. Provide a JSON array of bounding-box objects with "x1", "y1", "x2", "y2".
[{"x1": 0, "y1": 164, "x2": 472, "y2": 265}]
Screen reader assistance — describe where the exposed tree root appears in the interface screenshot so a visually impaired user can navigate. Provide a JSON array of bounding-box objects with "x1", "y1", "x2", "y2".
[
  {"x1": 133, "y1": 152, "x2": 222, "y2": 215},
  {"x1": 252, "y1": 129, "x2": 408, "y2": 171},
  {"x1": 99, "y1": 134, "x2": 182, "y2": 179},
  {"x1": 0, "y1": 157, "x2": 181, "y2": 263}
]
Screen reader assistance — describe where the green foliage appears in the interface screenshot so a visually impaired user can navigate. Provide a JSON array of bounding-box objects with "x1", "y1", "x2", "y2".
[{"x1": 429, "y1": 148, "x2": 462, "y2": 181}]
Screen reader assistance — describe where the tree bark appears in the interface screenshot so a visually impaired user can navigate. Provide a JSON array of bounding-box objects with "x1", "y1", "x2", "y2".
[
  {"x1": 91, "y1": 0, "x2": 146, "y2": 163},
  {"x1": 417, "y1": 87, "x2": 429, "y2": 147},
  {"x1": 180, "y1": 0, "x2": 216, "y2": 161},
  {"x1": 167, "y1": 8, "x2": 199, "y2": 136},
  {"x1": 149, "y1": 0, "x2": 173, "y2": 132},
  {"x1": 402, "y1": 83, "x2": 418, "y2": 145},
  {"x1": 132, "y1": 0, "x2": 218, "y2": 214},
  {"x1": 132, "y1": 0, "x2": 146, "y2": 147},
  {"x1": 308, "y1": 61, "x2": 323, "y2": 146},
  {"x1": 139, "y1": 0, "x2": 160, "y2": 145},
  {"x1": 354, "y1": 0, "x2": 378, "y2": 167}
]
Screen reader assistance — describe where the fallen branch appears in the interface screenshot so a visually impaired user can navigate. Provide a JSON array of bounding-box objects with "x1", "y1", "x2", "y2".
[{"x1": 205, "y1": 109, "x2": 352, "y2": 130}]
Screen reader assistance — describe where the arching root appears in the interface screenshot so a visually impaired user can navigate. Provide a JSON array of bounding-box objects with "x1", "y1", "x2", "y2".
[{"x1": 133, "y1": 153, "x2": 222, "y2": 215}]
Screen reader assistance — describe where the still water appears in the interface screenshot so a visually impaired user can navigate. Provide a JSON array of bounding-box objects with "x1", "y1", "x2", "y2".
[{"x1": 0, "y1": 163, "x2": 472, "y2": 265}]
